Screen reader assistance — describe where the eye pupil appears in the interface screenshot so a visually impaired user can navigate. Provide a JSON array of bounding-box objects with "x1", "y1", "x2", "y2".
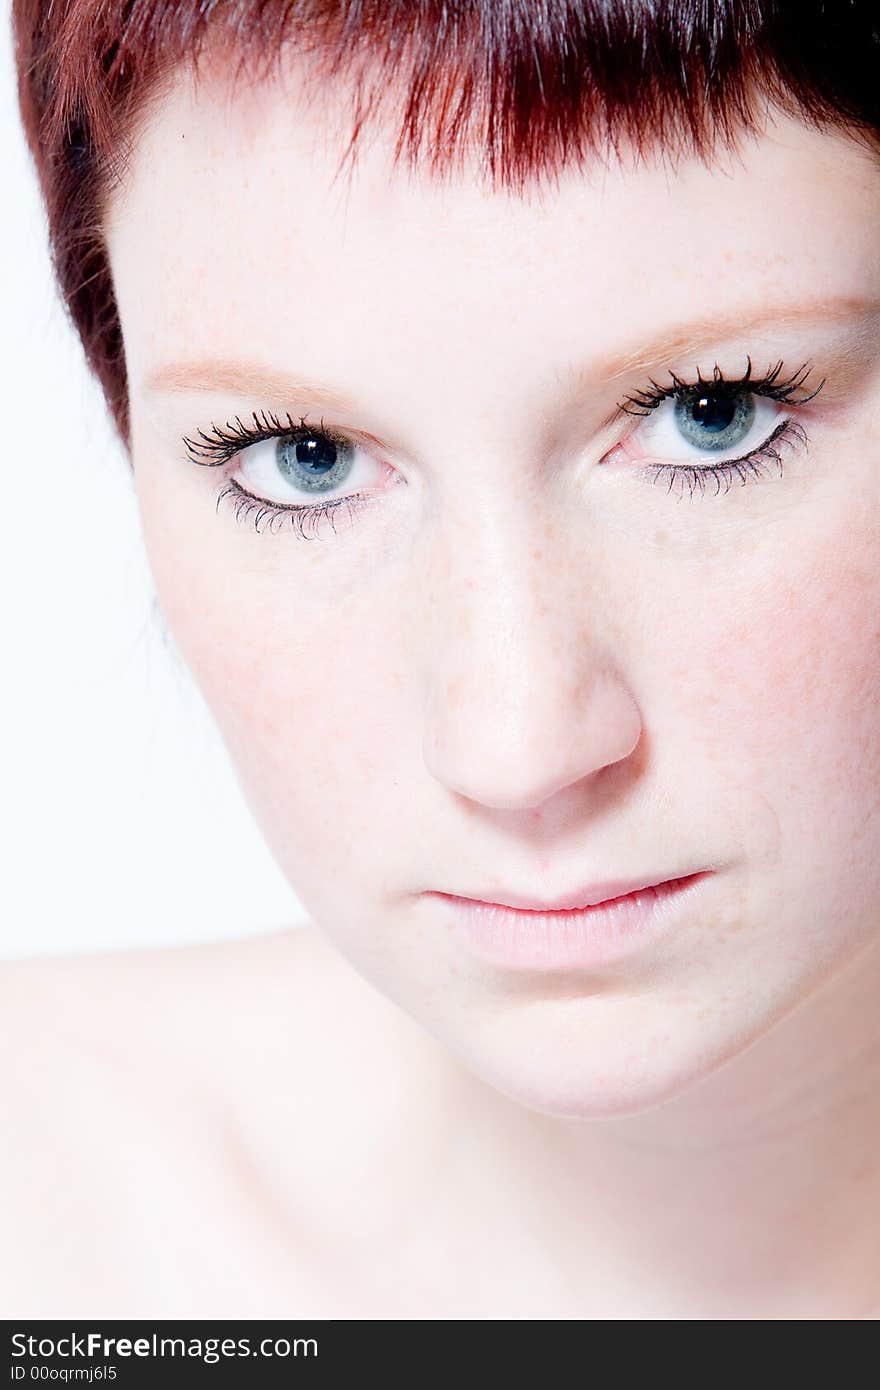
[
  {"x1": 689, "y1": 393, "x2": 737, "y2": 433},
  {"x1": 292, "y1": 433, "x2": 337, "y2": 474}
]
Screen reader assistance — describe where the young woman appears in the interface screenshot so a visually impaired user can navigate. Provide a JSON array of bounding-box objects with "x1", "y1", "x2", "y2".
[{"x1": 5, "y1": 0, "x2": 880, "y2": 1319}]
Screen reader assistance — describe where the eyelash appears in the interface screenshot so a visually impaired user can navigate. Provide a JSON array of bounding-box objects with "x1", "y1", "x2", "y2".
[
  {"x1": 617, "y1": 357, "x2": 824, "y2": 499},
  {"x1": 181, "y1": 358, "x2": 825, "y2": 535}
]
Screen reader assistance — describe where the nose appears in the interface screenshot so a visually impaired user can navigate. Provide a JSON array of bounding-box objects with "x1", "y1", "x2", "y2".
[{"x1": 420, "y1": 522, "x2": 643, "y2": 812}]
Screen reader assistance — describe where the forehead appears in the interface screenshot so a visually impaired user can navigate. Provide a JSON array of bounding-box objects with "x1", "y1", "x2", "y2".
[{"x1": 106, "y1": 64, "x2": 880, "y2": 414}]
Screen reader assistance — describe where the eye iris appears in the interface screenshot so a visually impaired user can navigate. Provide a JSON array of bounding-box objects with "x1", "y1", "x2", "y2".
[
  {"x1": 674, "y1": 389, "x2": 755, "y2": 451},
  {"x1": 276, "y1": 431, "x2": 354, "y2": 493}
]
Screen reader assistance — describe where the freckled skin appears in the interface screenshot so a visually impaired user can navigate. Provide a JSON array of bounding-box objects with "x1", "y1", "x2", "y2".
[{"x1": 45, "y1": 69, "x2": 880, "y2": 1317}]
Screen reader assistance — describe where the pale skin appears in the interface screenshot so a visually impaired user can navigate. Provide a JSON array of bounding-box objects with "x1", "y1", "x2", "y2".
[{"x1": 3, "y1": 53, "x2": 880, "y2": 1317}]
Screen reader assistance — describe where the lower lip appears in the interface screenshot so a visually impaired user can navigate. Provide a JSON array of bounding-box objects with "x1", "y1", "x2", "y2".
[{"x1": 432, "y1": 873, "x2": 711, "y2": 971}]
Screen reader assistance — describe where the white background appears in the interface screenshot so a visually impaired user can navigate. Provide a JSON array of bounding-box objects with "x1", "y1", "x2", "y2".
[{"x1": 1, "y1": 16, "x2": 305, "y2": 958}]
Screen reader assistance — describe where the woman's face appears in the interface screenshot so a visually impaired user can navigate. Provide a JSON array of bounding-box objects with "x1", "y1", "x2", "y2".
[{"x1": 106, "y1": 63, "x2": 880, "y2": 1118}]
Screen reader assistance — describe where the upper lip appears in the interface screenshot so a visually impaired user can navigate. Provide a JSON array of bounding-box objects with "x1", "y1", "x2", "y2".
[{"x1": 434, "y1": 871, "x2": 705, "y2": 913}]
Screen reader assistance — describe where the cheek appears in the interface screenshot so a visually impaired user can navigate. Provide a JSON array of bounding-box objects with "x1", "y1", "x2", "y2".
[
  {"x1": 153, "y1": 553, "x2": 411, "y2": 916},
  {"x1": 693, "y1": 511, "x2": 880, "y2": 944},
  {"x1": 724, "y1": 551, "x2": 878, "y2": 807}
]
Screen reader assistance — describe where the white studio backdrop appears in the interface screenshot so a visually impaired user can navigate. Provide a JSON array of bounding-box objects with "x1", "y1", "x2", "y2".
[{"x1": 1, "y1": 17, "x2": 305, "y2": 958}]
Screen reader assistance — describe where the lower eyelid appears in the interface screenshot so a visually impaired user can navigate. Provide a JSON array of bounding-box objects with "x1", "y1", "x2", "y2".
[
  {"x1": 216, "y1": 471, "x2": 400, "y2": 540},
  {"x1": 216, "y1": 478, "x2": 373, "y2": 539},
  {"x1": 635, "y1": 418, "x2": 809, "y2": 498}
]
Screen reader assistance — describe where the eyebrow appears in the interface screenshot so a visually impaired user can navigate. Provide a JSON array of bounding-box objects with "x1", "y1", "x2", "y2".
[
  {"x1": 144, "y1": 361, "x2": 364, "y2": 415},
  {"x1": 143, "y1": 295, "x2": 877, "y2": 411},
  {"x1": 599, "y1": 296, "x2": 876, "y2": 381}
]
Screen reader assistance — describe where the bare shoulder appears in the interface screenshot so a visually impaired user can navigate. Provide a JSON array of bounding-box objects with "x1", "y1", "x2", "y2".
[
  {"x1": 0, "y1": 927, "x2": 406, "y2": 1315},
  {"x1": 0, "y1": 924, "x2": 360, "y2": 1065},
  {"x1": 0, "y1": 923, "x2": 409, "y2": 1127},
  {"x1": 0, "y1": 928, "x2": 434, "y2": 1315}
]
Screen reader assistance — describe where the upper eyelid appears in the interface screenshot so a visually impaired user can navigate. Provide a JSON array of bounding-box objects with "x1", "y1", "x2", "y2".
[
  {"x1": 182, "y1": 409, "x2": 355, "y2": 465},
  {"x1": 615, "y1": 359, "x2": 826, "y2": 418}
]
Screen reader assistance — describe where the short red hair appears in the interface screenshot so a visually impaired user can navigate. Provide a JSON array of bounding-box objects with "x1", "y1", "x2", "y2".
[{"x1": 13, "y1": 0, "x2": 880, "y2": 447}]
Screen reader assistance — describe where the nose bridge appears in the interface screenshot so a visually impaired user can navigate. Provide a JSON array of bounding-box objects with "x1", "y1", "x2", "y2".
[{"x1": 418, "y1": 514, "x2": 643, "y2": 811}]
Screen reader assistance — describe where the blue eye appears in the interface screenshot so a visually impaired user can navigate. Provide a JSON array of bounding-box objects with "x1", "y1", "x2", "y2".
[
  {"x1": 673, "y1": 389, "x2": 756, "y2": 452},
  {"x1": 276, "y1": 430, "x2": 356, "y2": 493}
]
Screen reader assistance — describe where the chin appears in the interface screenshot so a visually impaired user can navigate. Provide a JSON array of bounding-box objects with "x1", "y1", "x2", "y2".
[
  {"x1": 439, "y1": 997, "x2": 766, "y2": 1123},
  {"x1": 462, "y1": 1055, "x2": 713, "y2": 1122}
]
